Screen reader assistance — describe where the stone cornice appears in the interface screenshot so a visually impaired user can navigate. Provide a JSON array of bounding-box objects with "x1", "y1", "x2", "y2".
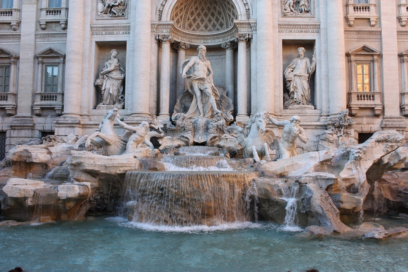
[
  {"x1": 344, "y1": 28, "x2": 381, "y2": 36},
  {"x1": 278, "y1": 23, "x2": 320, "y2": 33},
  {"x1": 0, "y1": 33, "x2": 21, "y2": 41},
  {"x1": 91, "y1": 25, "x2": 130, "y2": 35}
]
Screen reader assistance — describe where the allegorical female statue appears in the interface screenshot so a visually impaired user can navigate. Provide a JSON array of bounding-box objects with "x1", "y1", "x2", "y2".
[
  {"x1": 95, "y1": 49, "x2": 125, "y2": 108},
  {"x1": 284, "y1": 47, "x2": 316, "y2": 106}
]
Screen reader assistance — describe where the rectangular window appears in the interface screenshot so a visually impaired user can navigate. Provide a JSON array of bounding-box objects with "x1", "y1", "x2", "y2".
[
  {"x1": 354, "y1": 0, "x2": 369, "y2": 3},
  {"x1": 0, "y1": 66, "x2": 10, "y2": 93},
  {"x1": 357, "y1": 64, "x2": 370, "y2": 92},
  {"x1": 44, "y1": 65, "x2": 59, "y2": 93},
  {"x1": 48, "y1": 0, "x2": 62, "y2": 8},
  {"x1": 0, "y1": 0, "x2": 13, "y2": 9}
]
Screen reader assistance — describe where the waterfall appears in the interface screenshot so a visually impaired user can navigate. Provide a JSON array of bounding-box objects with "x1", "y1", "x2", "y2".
[
  {"x1": 278, "y1": 182, "x2": 302, "y2": 231},
  {"x1": 178, "y1": 146, "x2": 219, "y2": 156},
  {"x1": 372, "y1": 181, "x2": 385, "y2": 221},
  {"x1": 121, "y1": 171, "x2": 259, "y2": 227},
  {"x1": 161, "y1": 155, "x2": 245, "y2": 171}
]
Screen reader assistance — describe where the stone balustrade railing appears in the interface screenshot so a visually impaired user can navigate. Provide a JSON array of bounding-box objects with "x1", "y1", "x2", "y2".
[
  {"x1": 0, "y1": 8, "x2": 20, "y2": 30},
  {"x1": 39, "y1": 7, "x2": 68, "y2": 30},
  {"x1": 33, "y1": 92, "x2": 64, "y2": 116},
  {"x1": 348, "y1": 91, "x2": 383, "y2": 116},
  {"x1": 345, "y1": 1, "x2": 378, "y2": 27},
  {"x1": 0, "y1": 92, "x2": 16, "y2": 115},
  {"x1": 401, "y1": 92, "x2": 408, "y2": 116},
  {"x1": 398, "y1": 2, "x2": 408, "y2": 27}
]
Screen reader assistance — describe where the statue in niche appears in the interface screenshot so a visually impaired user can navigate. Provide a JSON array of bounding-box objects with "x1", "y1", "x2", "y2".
[
  {"x1": 284, "y1": 47, "x2": 316, "y2": 107},
  {"x1": 268, "y1": 115, "x2": 308, "y2": 160},
  {"x1": 181, "y1": 45, "x2": 222, "y2": 119},
  {"x1": 98, "y1": 0, "x2": 127, "y2": 17},
  {"x1": 95, "y1": 49, "x2": 125, "y2": 109},
  {"x1": 282, "y1": 0, "x2": 311, "y2": 15}
]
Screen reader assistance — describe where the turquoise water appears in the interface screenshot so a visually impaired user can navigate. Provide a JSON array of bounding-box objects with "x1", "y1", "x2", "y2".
[{"x1": 1, "y1": 217, "x2": 408, "y2": 272}]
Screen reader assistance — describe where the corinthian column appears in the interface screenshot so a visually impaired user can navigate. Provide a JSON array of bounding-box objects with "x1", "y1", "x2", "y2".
[
  {"x1": 62, "y1": 0, "x2": 84, "y2": 118},
  {"x1": 237, "y1": 34, "x2": 251, "y2": 122},
  {"x1": 158, "y1": 35, "x2": 172, "y2": 122},
  {"x1": 174, "y1": 42, "x2": 190, "y2": 98},
  {"x1": 131, "y1": 0, "x2": 152, "y2": 120},
  {"x1": 222, "y1": 41, "x2": 236, "y2": 107},
  {"x1": 257, "y1": 0, "x2": 274, "y2": 114},
  {"x1": 327, "y1": 0, "x2": 347, "y2": 115}
]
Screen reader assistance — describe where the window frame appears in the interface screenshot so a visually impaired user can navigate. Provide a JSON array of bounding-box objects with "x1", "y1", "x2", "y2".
[
  {"x1": 44, "y1": 65, "x2": 59, "y2": 93},
  {"x1": 48, "y1": 0, "x2": 62, "y2": 8},
  {"x1": 356, "y1": 62, "x2": 371, "y2": 93},
  {"x1": 0, "y1": 65, "x2": 10, "y2": 93},
  {"x1": 0, "y1": 0, "x2": 13, "y2": 9}
]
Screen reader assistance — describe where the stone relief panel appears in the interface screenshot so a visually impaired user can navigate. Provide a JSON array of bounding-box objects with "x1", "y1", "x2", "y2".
[
  {"x1": 281, "y1": 0, "x2": 314, "y2": 18},
  {"x1": 96, "y1": 0, "x2": 128, "y2": 19}
]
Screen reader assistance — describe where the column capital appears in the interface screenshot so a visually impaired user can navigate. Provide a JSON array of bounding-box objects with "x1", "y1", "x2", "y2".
[
  {"x1": 173, "y1": 42, "x2": 190, "y2": 51},
  {"x1": 400, "y1": 54, "x2": 408, "y2": 63},
  {"x1": 10, "y1": 57, "x2": 18, "y2": 64},
  {"x1": 157, "y1": 34, "x2": 173, "y2": 43},
  {"x1": 236, "y1": 33, "x2": 252, "y2": 42},
  {"x1": 221, "y1": 41, "x2": 237, "y2": 50}
]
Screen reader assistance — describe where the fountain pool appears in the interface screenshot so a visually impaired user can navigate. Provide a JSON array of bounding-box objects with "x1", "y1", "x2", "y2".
[{"x1": 1, "y1": 216, "x2": 408, "y2": 272}]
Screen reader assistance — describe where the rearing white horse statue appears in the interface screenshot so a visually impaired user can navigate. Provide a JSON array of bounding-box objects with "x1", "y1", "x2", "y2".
[
  {"x1": 84, "y1": 108, "x2": 126, "y2": 156},
  {"x1": 227, "y1": 112, "x2": 275, "y2": 162}
]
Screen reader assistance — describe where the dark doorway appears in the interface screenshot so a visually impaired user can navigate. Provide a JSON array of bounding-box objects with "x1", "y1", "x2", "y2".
[
  {"x1": 0, "y1": 132, "x2": 6, "y2": 161},
  {"x1": 358, "y1": 133, "x2": 374, "y2": 144},
  {"x1": 41, "y1": 131, "x2": 54, "y2": 139}
]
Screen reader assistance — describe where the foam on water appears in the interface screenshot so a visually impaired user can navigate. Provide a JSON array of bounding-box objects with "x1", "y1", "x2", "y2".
[{"x1": 107, "y1": 217, "x2": 274, "y2": 233}]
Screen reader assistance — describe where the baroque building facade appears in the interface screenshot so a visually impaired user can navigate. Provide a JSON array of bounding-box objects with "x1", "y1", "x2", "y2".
[{"x1": 0, "y1": 0, "x2": 407, "y2": 159}]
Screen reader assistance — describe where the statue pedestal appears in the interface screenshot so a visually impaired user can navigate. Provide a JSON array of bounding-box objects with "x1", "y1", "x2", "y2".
[
  {"x1": 96, "y1": 105, "x2": 117, "y2": 111},
  {"x1": 283, "y1": 104, "x2": 321, "y2": 122},
  {"x1": 288, "y1": 105, "x2": 315, "y2": 110}
]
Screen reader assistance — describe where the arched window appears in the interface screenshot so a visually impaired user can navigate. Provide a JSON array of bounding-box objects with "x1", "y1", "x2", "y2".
[{"x1": 0, "y1": 0, "x2": 13, "y2": 9}]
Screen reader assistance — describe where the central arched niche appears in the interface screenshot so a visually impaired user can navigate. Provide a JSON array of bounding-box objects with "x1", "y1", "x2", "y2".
[{"x1": 171, "y1": 0, "x2": 238, "y2": 33}]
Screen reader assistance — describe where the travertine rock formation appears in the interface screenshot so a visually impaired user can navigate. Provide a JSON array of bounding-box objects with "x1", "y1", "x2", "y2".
[{"x1": 1, "y1": 178, "x2": 90, "y2": 221}]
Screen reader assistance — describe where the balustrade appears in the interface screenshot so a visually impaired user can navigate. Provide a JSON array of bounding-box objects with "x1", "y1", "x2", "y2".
[
  {"x1": 348, "y1": 92, "x2": 383, "y2": 116},
  {"x1": 345, "y1": 1, "x2": 378, "y2": 27}
]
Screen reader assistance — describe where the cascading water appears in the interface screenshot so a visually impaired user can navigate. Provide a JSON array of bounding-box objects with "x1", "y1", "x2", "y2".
[
  {"x1": 121, "y1": 171, "x2": 259, "y2": 227},
  {"x1": 278, "y1": 181, "x2": 302, "y2": 231},
  {"x1": 161, "y1": 155, "x2": 244, "y2": 171}
]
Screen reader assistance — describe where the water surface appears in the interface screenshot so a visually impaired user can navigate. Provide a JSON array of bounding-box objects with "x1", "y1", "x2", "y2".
[{"x1": 1, "y1": 217, "x2": 408, "y2": 272}]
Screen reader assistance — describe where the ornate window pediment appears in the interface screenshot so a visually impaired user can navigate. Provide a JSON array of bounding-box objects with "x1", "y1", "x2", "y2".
[
  {"x1": 36, "y1": 48, "x2": 65, "y2": 59},
  {"x1": 347, "y1": 45, "x2": 381, "y2": 56}
]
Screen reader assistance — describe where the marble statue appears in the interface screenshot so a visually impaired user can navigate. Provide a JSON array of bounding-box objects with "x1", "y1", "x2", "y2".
[
  {"x1": 85, "y1": 108, "x2": 126, "y2": 156},
  {"x1": 268, "y1": 115, "x2": 308, "y2": 160},
  {"x1": 95, "y1": 49, "x2": 125, "y2": 108},
  {"x1": 227, "y1": 112, "x2": 275, "y2": 162},
  {"x1": 181, "y1": 45, "x2": 222, "y2": 119},
  {"x1": 284, "y1": 47, "x2": 316, "y2": 106},
  {"x1": 98, "y1": 0, "x2": 127, "y2": 17}
]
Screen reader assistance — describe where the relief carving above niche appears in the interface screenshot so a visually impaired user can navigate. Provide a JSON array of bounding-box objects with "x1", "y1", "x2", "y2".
[
  {"x1": 97, "y1": 0, "x2": 128, "y2": 19},
  {"x1": 281, "y1": 0, "x2": 314, "y2": 18}
]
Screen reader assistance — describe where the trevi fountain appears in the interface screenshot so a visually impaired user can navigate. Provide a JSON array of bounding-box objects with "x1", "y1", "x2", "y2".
[{"x1": 1, "y1": 0, "x2": 408, "y2": 271}]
